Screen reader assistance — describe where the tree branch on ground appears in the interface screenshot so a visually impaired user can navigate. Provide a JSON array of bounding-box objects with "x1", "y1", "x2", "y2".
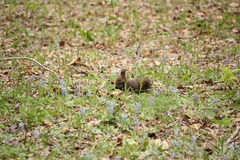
[{"x1": 0, "y1": 57, "x2": 62, "y2": 84}]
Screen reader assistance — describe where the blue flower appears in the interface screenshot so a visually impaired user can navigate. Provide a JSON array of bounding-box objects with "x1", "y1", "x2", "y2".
[
  {"x1": 170, "y1": 152, "x2": 175, "y2": 157},
  {"x1": 211, "y1": 98, "x2": 218, "y2": 104},
  {"x1": 192, "y1": 95, "x2": 199, "y2": 101},
  {"x1": 174, "y1": 130, "x2": 179, "y2": 137},
  {"x1": 15, "y1": 104, "x2": 20, "y2": 109},
  {"x1": 192, "y1": 136, "x2": 197, "y2": 144},
  {"x1": 168, "y1": 86, "x2": 178, "y2": 93},
  {"x1": 11, "y1": 125, "x2": 16, "y2": 133},
  {"x1": 38, "y1": 79, "x2": 46, "y2": 87},
  {"x1": 179, "y1": 119, "x2": 183, "y2": 125},
  {"x1": 107, "y1": 101, "x2": 115, "y2": 115},
  {"x1": 116, "y1": 70, "x2": 120, "y2": 78},
  {"x1": 135, "y1": 103, "x2": 141, "y2": 117},
  {"x1": 148, "y1": 96, "x2": 153, "y2": 105},
  {"x1": 78, "y1": 108, "x2": 86, "y2": 116},
  {"x1": 86, "y1": 89, "x2": 92, "y2": 97},
  {"x1": 121, "y1": 114, "x2": 127, "y2": 123},
  {"x1": 19, "y1": 122, "x2": 25, "y2": 131},
  {"x1": 74, "y1": 86, "x2": 81, "y2": 97},
  {"x1": 135, "y1": 102, "x2": 141, "y2": 111},
  {"x1": 236, "y1": 91, "x2": 239, "y2": 96},
  {"x1": 154, "y1": 89, "x2": 163, "y2": 96},
  {"x1": 33, "y1": 130, "x2": 41, "y2": 138},
  {"x1": 196, "y1": 147, "x2": 200, "y2": 154},
  {"x1": 165, "y1": 111, "x2": 170, "y2": 116},
  {"x1": 172, "y1": 140, "x2": 179, "y2": 147},
  {"x1": 60, "y1": 80, "x2": 65, "y2": 86},
  {"x1": 12, "y1": 141, "x2": 18, "y2": 146},
  {"x1": 61, "y1": 87, "x2": 67, "y2": 96}
]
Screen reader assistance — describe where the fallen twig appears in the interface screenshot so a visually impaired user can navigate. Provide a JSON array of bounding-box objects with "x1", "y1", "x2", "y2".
[
  {"x1": 225, "y1": 125, "x2": 240, "y2": 147},
  {"x1": 0, "y1": 57, "x2": 62, "y2": 84},
  {"x1": 135, "y1": 42, "x2": 143, "y2": 56}
]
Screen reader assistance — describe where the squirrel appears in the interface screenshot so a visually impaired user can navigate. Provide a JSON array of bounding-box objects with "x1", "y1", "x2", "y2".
[{"x1": 115, "y1": 69, "x2": 152, "y2": 93}]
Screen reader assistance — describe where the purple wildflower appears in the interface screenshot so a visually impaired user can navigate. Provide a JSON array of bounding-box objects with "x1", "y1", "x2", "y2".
[
  {"x1": 134, "y1": 119, "x2": 140, "y2": 129},
  {"x1": 115, "y1": 156, "x2": 121, "y2": 160},
  {"x1": 192, "y1": 136, "x2": 197, "y2": 144},
  {"x1": 78, "y1": 107, "x2": 86, "y2": 116},
  {"x1": 10, "y1": 125, "x2": 16, "y2": 133},
  {"x1": 12, "y1": 141, "x2": 18, "y2": 146},
  {"x1": 61, "y1": 87, "x2": 67, "y2": 96},
  {"x1": 107, "y1": 101, "x2": 115, "y2": 115},
  {"x1": 154, "y1": 89, "x2": 162, "y2": 96},
  {"x1": 19, "y1": 122, "x2": 25, "y2": 131},
  {"x1": 179, "y1": 119, "x2": 183, "y2": 125},
  {"x1": 33, "y1": 130, "x2": 41, "y2": 138},
  {"x1": 60, "y1": 80, "x2": 65, "y2": 86},
  {"x1": 196, "y1": 147, "x2": 200, "y2": 154},
  {"x1": 168, "y1": 86, "x2": 178, "y2": 93},
  {"x1": 116, "y1": 70, "x2": 120, "y2": 78},
  {"x1": 220, "y1": 127, "x2": 224, "y2": 132},
  {"x1": 74, "y1": 86, "x2": 81, "y2": 97},
  {"x1": 121, "y1": 114, "x2": 127, "y2": 123},
  {"x1": 211, "y1": 98, "x2": 218, "y2": 104},
  {"x1": 225, "y1": 57, "x2": 230, "y2": 65},
  {"x1": 192, "y1": 95, "x2": 199, "y2": 102},
  {"x1": 172, "y1": 140, "x2": 179, "y2": 147},
  {"x1": 165, "y1": 111, "x2": 170, "y2": 116},
  {"x1": 135, "y1": 103, "x2": 141, "y2": 111},
  {"x1": 27, "y1": 76, "x2": 35, "y2": 84},
  {"x1": 223, "y1": 155, "x2": 228, "y2": 160},
  {"x1": 174, "y1": 130, "x2": 179, "y2": 137},
  {"x1": 135, "y1": 103, "x2": 141, "y2": 117},
  {"x1": 170, "y1": 152, "x2": 175, "y2": 157},
  {"x1": 236, "y1": 91, "x2": 239, "y2": 97},
  {"x1": 15, "y1": 103, "x2": 20, "y2": 109},
  {"x1": 86, "y1": 89, "x2": 92, "y2": 97},
  {"x1": 148, "y1": 96, "x2": 153, "y2": 105},
  {"x1": 38, "y1": 79, "x2": 46, "y2": 87}
]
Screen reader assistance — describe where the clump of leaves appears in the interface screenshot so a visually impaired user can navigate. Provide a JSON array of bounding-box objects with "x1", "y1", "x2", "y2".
[{"x1": 219, "y1": 67, "x2": 239, "y2": 87}]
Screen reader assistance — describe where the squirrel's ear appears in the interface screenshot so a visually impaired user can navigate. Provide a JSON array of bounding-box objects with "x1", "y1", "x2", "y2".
[{"x1": 120, "y1": 69, "x2": 127, "y2": 78}]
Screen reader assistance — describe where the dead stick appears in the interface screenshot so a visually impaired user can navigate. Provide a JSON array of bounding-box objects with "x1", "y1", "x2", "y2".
[
  {"x1": 225, "y1": 126, "x2": 240, "y2": 147},
  {"x1": 135, "y1": 42, "x2": 143, "y2": 56},
  {"x1": 0, "y1": 57, "x2": 62, "y2": 84}
]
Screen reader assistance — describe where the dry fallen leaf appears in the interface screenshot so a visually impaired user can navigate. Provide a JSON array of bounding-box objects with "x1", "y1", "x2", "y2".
[
  {"x1": 67, "y1": 57, "x2": 82, "y2": 66},
  {"x1": 229, "y1": 2, "x2": 239, "y2": 8}
]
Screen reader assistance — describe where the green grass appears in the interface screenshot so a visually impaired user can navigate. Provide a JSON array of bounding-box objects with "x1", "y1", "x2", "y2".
[{"x1": 0, "y1": 0, "x2": 239, "y2": 159}]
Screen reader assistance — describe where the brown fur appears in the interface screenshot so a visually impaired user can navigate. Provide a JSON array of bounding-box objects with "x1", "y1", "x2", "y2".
[{"x1": 115, "y1": 69, "x2": 152, "y2": 93}]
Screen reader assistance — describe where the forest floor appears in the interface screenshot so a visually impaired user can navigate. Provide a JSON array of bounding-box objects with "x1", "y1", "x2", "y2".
[{"x1": 0, "y1": 0, "x2": 239, "y2": 159}]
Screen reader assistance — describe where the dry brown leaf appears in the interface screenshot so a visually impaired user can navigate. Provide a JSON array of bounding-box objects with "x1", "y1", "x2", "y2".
[
  {"x1": 229, "y1": 2, "x2": 239, "y2": 7},
  {"x1": 67, "y1": 57, "x2": 82, "y2": 66}
]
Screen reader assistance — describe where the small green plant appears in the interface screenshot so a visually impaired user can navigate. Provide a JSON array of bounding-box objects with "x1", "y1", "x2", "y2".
[
  {"x1": 79, "y1": 30, "x2": 95, "y2": 43},
  {"x1": 219, "y1": 67, "x2": 239, "y2": 87}
]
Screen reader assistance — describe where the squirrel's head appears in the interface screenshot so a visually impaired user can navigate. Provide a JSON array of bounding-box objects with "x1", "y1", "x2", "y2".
[{"x1": 115, "y1": 69, "x2": 127, "y2": 90}]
